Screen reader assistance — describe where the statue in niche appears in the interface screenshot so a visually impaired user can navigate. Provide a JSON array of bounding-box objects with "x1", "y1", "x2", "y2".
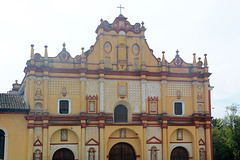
[
  {"x1": 89, "y1": 101, "x2": 95, "y2": 112},
  {"x1": 35, "y1": 88, "x2": 42, "y2": 99},
  {"x1": 151, "y1": 102, "x2": 156, "y2": 112},
  {"x1": 120, "y1": 128, "x2": 126, "y2": 138},
  {"x1": 198, "y1": 92, "x2": 203, "y2": 102},
  {"x1": 200, "y1": 149, "x2": 205, "y2": 160},
  {"x1": 177, "y1": 129, "x2": 183, "y2": 139},
  {"x1": 89, "y1": 148, "x2": 95, "y2": 160},
  {"x1": 34, "y1": 150, "x2": 41, "y2": 160},
  {"x1": 151, "y1": 147, "x2": 157, "y2": 160},
  {"x1": 61, "y1": 129, "x2": 68, "y2": 141},
  {"x1": 35, "y1": 103, "x2": 42, "y2": 111}
]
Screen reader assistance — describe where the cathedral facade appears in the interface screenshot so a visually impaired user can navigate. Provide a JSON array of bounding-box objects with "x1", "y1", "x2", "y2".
[{"x1": 0, "y1": 14, "x2": 213, "y2": 160}]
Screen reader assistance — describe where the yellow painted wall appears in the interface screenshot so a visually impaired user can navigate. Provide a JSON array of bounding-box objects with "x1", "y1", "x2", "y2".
[{"x1": 0, "y1": 114, "x2": 28, "y2": 160}]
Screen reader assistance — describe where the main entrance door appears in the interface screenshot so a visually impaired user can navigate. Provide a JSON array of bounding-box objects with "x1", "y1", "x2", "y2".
[
  {"x1": 52, "y1": 148, "x2": 74, "y2": 160},
  {"x1": 171, "y1": 147, "x2": 188, "y2": 160},
  {"x1": 109, "y1": 142, "x2": 136, "y2": 160}
]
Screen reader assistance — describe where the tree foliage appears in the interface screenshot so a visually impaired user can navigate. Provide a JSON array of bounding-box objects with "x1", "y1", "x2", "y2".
[{"x1": 212, "y1": 104, "x2": 240, "y2": 160}]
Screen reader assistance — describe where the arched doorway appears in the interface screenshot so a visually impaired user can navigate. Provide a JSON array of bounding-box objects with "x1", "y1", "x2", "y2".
[
  {"x1": 171, "y1": 147, "x2": 188, "y2": 160},
  {"x1": 0, "y1": 130, "x2": 5, "y2": 160},
  {"x1": 52, "y1": 148, "x2": 74, "y2": 160},
  {"x1": 114, "y1": 105, "x2": 128, "y2": 123},
  {"x1": 109, "y1": 142, "x2": 136, "y2": 160}
]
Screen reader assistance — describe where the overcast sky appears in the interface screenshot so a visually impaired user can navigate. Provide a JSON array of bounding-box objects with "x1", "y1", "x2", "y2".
[{"x1": 0, "y1": 0, "x2": 239, "y2": 118}]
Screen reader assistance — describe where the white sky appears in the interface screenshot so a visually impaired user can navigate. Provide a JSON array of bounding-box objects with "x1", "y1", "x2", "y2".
[{"x1": 0, "y1": 0, "x2": 239, "y2": 118}]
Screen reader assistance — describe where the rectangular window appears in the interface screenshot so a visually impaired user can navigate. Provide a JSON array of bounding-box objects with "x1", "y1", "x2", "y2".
[
  {"x1": 59, "y1": 100, "x2": 69, "y2": 114},
  {"x1": 174, "y1": 102, "x2": 182, "y2": 115}
]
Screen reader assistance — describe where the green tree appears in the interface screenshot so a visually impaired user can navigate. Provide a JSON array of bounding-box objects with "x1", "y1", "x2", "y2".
[
  {"x1": 212, "y1": 118, "x2": 234, "y2": 160},
  {"x1": 212, "y1": 104, "x2": 240, "y2": 160},
  {"x1": 225, "y1": 104, "x2": 240, "y2": 160}
]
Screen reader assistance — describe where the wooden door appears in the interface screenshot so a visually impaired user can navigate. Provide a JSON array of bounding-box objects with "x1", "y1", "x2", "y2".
[
  {"x1": 109, "y1": 142, "x2": 136, "y2": 160},
  {"x1": 52, "y1": 148, "x2": 74, "y2": 160},
  {"x1": 171, "y1": 147, "x2": 188, "y2": 160}
]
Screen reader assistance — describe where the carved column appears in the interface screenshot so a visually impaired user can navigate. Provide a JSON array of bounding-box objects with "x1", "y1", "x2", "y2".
[
  {"x1": 195, "y1": 122, "x2": 200, "y2": 160},
  {"x1": 160, "y1": 80, "x2": 167, "y2": 114},
  {"x1": 162, "y1": 121, "x2": 168, "y2": 160},
  {"x1": 29, "y1": 75, "x2": 35, "y2": 110},
  {"x1": 192, "y1": 81, "x2": 198, "y2": 113},
  {"x1": 99, "y1": 33, "x2": 104, "y2": 69},
  {"x1": 81, "y1": 120, "x2": 86, "y2": 160},
  {"x1": 27, "y1": 121, "x2": 34, "y2": 160},
  {"x1": 43, "y1": 76, "x2": 49, "y2": 111},
  {"x1": 99, "y1": 122, "x2": 105, "y2": 160},
  {"x1": 99, "y1": 78, "x2": 105, "y2": 113},
  {"x1": 42, "y1": 118, "x2": 49, "y2": 160},
  {"x1": 204, "y1": 82, "x2": 209, "y2": 114},
  {"x1": 141, "y1": 80, "x2": 146, "y2": 113},
  {"x1": 80, "y1": 78, "x2": 86, "y2": 113},
  {"x1": 205, "y1": 124, "x2": 212, "y2": 160}
]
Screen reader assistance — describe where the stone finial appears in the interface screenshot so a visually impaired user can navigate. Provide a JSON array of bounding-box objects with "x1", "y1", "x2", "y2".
[
  {"x1": 162, "y1": 51, "x2": 166, "y2": 65},
  {"x1": 141, "y1": 21, "x2": 144, "y2": 27},
  {"x1": 193, "y1": 53, "x2": 196, "y2": 66},
  {"x1": 62, "y1": 42, "x2": 66, "y2": 51},
  {"x1": 44, "y1": 45, "x2": 48, "y2": 58},
  {"x1": 176, "y1": 49, "x2": 179, "y2": 57},
  {"x1": 100, "y1": 18, "x2": 103, "y2": 23},
  {"x1": 30, "y1": 44, "x2": 34, "y2": 59},
  {"x1": 81, "y1": 47, "x2": 85, "y2": 58},
  {"x1": 204, "y1": 54, "x2": 208, "y2": 67}
]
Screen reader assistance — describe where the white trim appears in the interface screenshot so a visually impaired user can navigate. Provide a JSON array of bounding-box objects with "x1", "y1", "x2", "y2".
[
  {"x1": 173, "y1": 101, "x2": 185, "y2": 116},
  {"x1": 0, "y1": 127, "x2": 8, "y2": 160},
  {"x1": 58, "y1": 99, "x2": 71, "y2": 115}
]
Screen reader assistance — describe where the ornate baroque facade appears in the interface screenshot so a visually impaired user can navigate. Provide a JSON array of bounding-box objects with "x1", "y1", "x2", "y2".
[{"x1": 0, "y1": 14, "x2": 213, "y2": 160}]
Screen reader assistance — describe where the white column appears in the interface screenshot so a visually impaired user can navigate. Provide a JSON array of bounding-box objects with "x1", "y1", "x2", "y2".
[
  {"x1": 141, "y1": 80, "x2": 146, "y2": 113},
  {"x1": 4, "y1": 134, "x2": 8, "y2": 160},
  {"x1": 99, "y1": 78, "x2": 105, "y2": 113}
]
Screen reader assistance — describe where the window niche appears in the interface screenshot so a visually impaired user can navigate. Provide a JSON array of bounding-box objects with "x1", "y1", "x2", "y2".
[
  {"x1": 199, "y1": 148, "x2": 205, "y2": 160},
  {"x1": 35, "y1": 103, "x2": 42, "y2": 112},
  {"x1": 33, "y1": 149, "x2": 42, "y2": 160},
  {"x1": 148, "y1": 96, "x2": 158, "y2": 114},
  {"x1": 86, "y1": 95, "x2": 98, "y2": 113},
  {"x1": 177, "y1": 129, "x2": 183, "y2": 140},
  {"x1": 61, "y1": 129, "x2": 68, "y2": 141},
  {"x1": 150, "y1": 146, "x2": 157, "y2": 160},
  {"x1": 88, "y1": 148, "x2": 95, "y2": 160},
  {"x1": 118, "y1": 82, "x2": 127, "y2": 99}
]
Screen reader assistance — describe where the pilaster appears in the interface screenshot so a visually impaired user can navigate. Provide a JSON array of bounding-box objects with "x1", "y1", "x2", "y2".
[
  {"x1": 160, "y1": 80, "x2": 167, "y2": 114},
  {"x1": 80, "y1": 77, "x2": 86, "y2": 113},
  {"x1": 205, "y1": 124, "x2": 212, "y2": 160},
  {"x1": 98, "y1": 117, "x2": 105, "y2": 160},
  {"x1": 81, "y1": 120, "x2": 86, "y2": 160},
  {"x1": 192, "y1": 81, "x2": 198, "y2": 113},
  {"x1": 141, "y1": 79, "x2": 146, "y2": 113},
  {"x1": 162, "y1": 121, "x2": 168, "y2": 160},
  {"x1": 204, "y1": 82, "x2": 209, "y2": 113},
  {"x1": 43, "y1": 76, "x2": 49, "y2": 111},
  {"x1": 99, "y1": 78, "x2": 105, "y2": 113},
  {"x1": 29, "y1": 75, "x2": 35, "y2": 109},
  {"x1": 42, "y1": 118, "x2": 49, "y2": 160}
]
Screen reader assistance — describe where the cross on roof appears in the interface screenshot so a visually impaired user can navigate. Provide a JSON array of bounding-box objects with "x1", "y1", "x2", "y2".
[{"x1": 117, "y1": 5, "x2": 124, "y2": 15}]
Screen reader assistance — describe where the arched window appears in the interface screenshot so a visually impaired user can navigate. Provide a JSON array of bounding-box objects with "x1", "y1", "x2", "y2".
[
  {"x1": 114, "y1": 105, "x2": 128, "y2": 123},
  {"x1": 0, "y1": 130, "x2": 5, "y2": 160}
]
